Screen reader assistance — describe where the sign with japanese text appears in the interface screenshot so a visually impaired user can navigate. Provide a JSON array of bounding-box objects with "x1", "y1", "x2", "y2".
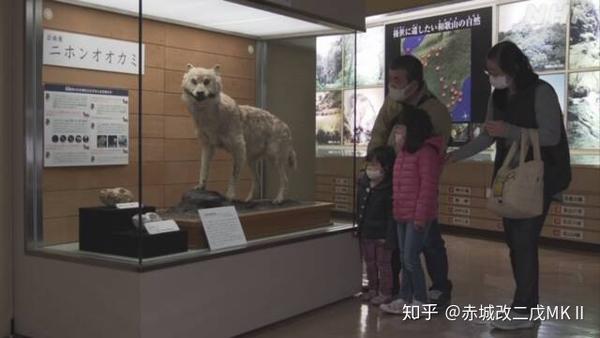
[
  {"x1": 43, "y1": 29, "x2": 145, "y2": 74},
  {"x1": 44, "y1": 84, "x2": 129, "y2": 167},
  {"x1": 386, "y1": 7, "x2": 493, "y2": 146}
]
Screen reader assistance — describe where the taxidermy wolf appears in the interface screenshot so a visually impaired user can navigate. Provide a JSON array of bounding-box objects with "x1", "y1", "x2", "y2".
[{"x1": 181, "y1": 64, "x2": 296, "y2": 204}]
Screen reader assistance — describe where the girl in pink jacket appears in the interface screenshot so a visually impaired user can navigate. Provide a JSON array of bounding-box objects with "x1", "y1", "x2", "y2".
[{"x1": 380, "y1": 107, "x2": 445, "y2": 316}]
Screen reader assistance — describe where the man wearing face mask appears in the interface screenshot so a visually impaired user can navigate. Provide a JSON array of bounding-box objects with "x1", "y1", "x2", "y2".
[
  {"x1": 367, "y1": 55, "x2": 452, "y2": 309},
  {"x1": 368, "y1": 55, "x2": 452, "y2": 153}
]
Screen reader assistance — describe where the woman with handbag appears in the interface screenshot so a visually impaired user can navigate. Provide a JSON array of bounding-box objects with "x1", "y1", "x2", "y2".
[{"x1": 447, "y1": 41, "x2": 571, "y2": 331}]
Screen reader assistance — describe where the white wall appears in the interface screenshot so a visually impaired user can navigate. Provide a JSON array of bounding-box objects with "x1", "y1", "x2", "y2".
[{"x1": 0, "y1": 0, "x2": 15, "y2": 335}]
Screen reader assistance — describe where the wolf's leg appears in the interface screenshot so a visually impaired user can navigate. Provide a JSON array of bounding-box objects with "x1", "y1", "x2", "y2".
[
  {"x1": 245, "y1": 159, "x2": 259, "y2": 202},
  {"x1": 226, "y1": 140, "x2": 246, "y2": 200},
  {"x1": 198, "y1": 144, "x2": 215, "y2": 190},
  {"x1": 273, "y1": 159, "x2": 289, "y2": 204}
]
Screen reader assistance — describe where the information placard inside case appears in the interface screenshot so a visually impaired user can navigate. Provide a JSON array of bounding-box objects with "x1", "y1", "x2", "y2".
[
  {"x1": 144, "y1": 220, "x2": 180, "y2": 235},
  {"x1": 198, "y1": 206, "x2": 247, "y2": 250}
]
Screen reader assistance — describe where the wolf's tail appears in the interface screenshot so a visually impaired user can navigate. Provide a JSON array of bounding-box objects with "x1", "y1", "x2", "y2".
[{"x1": 288, "y1": 149, "x2": 297, "y2": 170}]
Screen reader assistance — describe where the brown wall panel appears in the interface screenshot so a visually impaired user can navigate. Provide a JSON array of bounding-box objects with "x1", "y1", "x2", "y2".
[
  {"x1": 129, "y1": 90, "x2": 165, "y2": 116},
  {"x1": 163, "y1": 116, "x2": 197, "y2": 139},
  {"x1": 165, "y1": 24, "x2": 255, "y2": 59}
]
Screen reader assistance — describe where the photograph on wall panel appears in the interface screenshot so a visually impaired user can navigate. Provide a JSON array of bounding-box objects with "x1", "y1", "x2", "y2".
[
  {"x1": 316, "y1": 35, "x2": 344, "y2": 90},
  {"x1": 386, "y1": 7, "x2": 493, "y2": 145},
  {"x1": 342, "y1": 87, "x2": 385, "y2": 146},
  {"x1": 343, "y1": 26, "x2": 385, "y2": 88},
  {"x1": 567, "y1": 71, "x2": 600, "y2": 150},
  {"x1": 569, "y1": 0, "x2": 600, "y2": 69},
  {"x1": 498, "y1": 0, "x2": 569, "y2": 72},
  {"x1": 316, "y1": 91, "x2": 343, "y2": 146}
]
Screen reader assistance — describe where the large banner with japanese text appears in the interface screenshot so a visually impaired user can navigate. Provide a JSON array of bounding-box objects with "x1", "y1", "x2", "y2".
[
  {"x1": 43, "y1": 29, "x2": 145, "y2": 74},
  {"x1": 385, "y1": 7, "x2": 493, "y2": 146},
  {"x1": 44, "y1": 84, "x2": 129, "y2": 167}
]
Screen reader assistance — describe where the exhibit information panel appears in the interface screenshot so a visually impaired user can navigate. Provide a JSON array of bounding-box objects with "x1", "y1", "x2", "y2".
[{"x1": 43, "y1": 84, "x2": 129, "y2": 167}]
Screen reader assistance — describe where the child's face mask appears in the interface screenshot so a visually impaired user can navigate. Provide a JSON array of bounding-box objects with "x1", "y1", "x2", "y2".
[
  {"x1": 365, "y1": 162, "x2": 384, "y2": 181},
  {"x1": 366, "y1": 168, "x2": 383, "y2": 181}
]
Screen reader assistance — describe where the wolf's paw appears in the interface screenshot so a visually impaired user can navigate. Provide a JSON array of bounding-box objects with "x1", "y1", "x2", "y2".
[
  {"x1": 194, "y1": 184, "x2": 206, "y2": 191},
  {"x1": 225, "y1": 189, "x2": 236, "y2": 201},
  {"x1": 272, "y1": 197, "x2": 284, "y2": 205}
]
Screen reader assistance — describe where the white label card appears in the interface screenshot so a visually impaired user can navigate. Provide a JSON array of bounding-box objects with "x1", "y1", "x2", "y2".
[
  {"x1": 44, "y1": 29, "x2": 145, "y2": 74},
  {"x1": 198, "y1": 206, "x2": 247, "y2": 250},
  {"x1": 144, "y1": 220, "x2": 180, "y2": 235},
  {"x1": 116, "y1": 202, "x2": 140, "y2": 209}
]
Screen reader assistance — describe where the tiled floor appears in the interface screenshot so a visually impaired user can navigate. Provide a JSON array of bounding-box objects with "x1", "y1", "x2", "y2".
[{"x1": 242, "y1": 234, "x2": 600, "y2": 338}]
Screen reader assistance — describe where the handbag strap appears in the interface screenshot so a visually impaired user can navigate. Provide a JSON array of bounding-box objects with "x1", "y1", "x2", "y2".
[
  {"x1": 519, "y1": 129, "x2": 542, "y2": 164},
  {"x1": 499, "y1": 135, "x2": 520, "y2": 171}
]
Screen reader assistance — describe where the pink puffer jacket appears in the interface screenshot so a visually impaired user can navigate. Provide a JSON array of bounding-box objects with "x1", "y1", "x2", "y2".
[{"x1": 393, "y1": 136, "x2": 444, "y2": 226}]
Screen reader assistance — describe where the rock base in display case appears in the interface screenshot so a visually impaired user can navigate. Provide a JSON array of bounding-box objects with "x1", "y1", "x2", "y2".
[{"x1": 162, "y1": 188, "x2": 335, "y2": 249}]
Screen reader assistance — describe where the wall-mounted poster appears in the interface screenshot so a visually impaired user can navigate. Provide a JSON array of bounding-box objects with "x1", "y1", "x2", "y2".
[
  {"x1": 343, "y1": 26, "x2": 385, "y2": 88},
  {"x1": 44, "y1": 84, "x2": 129, "y2": 167},
  {"x1": 539, "y1": 73, "x2": 566, "y2": 113},
  {"x1": 569, "y1": 0, "x2": 600, "y2": 69},
  {"x1": 316, "y1": 91, "x2": 343, "y2": 145},
  {"x1": 401, "y1": 29, "x2": 472, "y2": 122},
  {"x1": 316, "y1": 36, "x2": 343, "y2": 90},
  {"x1": 567, "y1": 71, "x2": 600, "y2": 150},
  {"x1": 342, "y1": 87, "x2": 385, "y2": 145},
  {"x1": 386, "y1": 7, "x2": 492, "y2": 145},
  {"x1": 498, "y1": 0, "x2": 569, "y2": 72}
]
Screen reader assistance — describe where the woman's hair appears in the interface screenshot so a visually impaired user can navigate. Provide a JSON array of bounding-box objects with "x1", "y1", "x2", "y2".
[
  {"x1": 487, "y1": 41, "x2": 538, "y2": 90},
  {"x1": 391, "y1": 106, "x2": 434, "y2": 154},
  {"x1": 365, "y1": 146, "x2": 396, "y2": 175}
]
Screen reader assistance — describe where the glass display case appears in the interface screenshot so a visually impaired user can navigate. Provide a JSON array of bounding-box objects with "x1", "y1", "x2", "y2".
[{"x1": 26, "y1": 0, "x2": 361, "y2": 266}]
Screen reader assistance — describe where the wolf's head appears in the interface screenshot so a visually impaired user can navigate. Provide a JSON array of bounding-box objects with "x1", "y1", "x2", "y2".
[{"x1": 182, "y1": 64, "x2": 222, "y2": 102}]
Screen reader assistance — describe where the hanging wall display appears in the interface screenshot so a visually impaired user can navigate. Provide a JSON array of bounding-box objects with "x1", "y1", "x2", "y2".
[
  {"x1": 342, "y1": 87, "x2": 385, "y2": 145},
  {"x1": 386, "y1": 7, "x2": 493, "y2": 145},
  {"x1": 44, "y1": 84, "x2": 129, "y2": 167},
  {"x1": 316, "y1": 91, "x2": 343, "y2": 145},
  {"x1": 498, "y1": 0, "x2": 569, "y2": 72},
  {"x1": 343, "y1": 26, "x2": 385, "y2": 88},
  {"x1": 316, "y1": 36, "x2": 344, "y2": 90},
  {"x1": 569, "y1": 0, "x2": 600, "y2": 69},
  {"x1": 567, "y1": 71, "x2": 600, "y2": 150},
  {"x1": 316, "y1": 27, "x2": 386, "y2": 156}
]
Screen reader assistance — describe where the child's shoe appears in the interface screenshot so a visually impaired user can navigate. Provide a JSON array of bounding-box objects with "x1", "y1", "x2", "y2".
[
  {"x1": 380, "y1": 298, "x2": 409, "y2": 314},
  {"x1": 359, "y1": 289, "x2": 377, "y2": 302},
  {"x1": 370, "y1": 294, "x2": 392, "y2": 306}
]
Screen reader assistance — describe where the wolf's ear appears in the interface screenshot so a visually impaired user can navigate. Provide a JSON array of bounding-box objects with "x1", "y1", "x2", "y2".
[
  {"x1": 213, "y1": 64, "x2": 221, "y2": 75},
  {"x1": 186, "y1": 63, "x2": 194, "y2": 70}
]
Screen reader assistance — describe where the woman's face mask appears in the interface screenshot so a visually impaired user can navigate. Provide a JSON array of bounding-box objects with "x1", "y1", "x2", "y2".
[{"x1": 489, "y1": 75, "x2": 510, "y2": 89}]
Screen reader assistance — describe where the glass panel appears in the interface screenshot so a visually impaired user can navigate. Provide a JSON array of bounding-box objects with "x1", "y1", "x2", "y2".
[
  {"x1": 37, "y1": 0, "x2": 143, "y2": 261},
  {"x1": 316, "y1": 27, "x2": 385, "y2": 158}
]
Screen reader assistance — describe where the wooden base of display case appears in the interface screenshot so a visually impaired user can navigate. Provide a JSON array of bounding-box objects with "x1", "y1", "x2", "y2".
[{"x1": 173, "y1": 202, "x2": 335, "y2": 249}]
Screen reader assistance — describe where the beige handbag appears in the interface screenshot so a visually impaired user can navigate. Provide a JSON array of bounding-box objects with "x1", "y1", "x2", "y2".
[{"x1": 487, "y1": 129, "x2": 544, "y2": 219}]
